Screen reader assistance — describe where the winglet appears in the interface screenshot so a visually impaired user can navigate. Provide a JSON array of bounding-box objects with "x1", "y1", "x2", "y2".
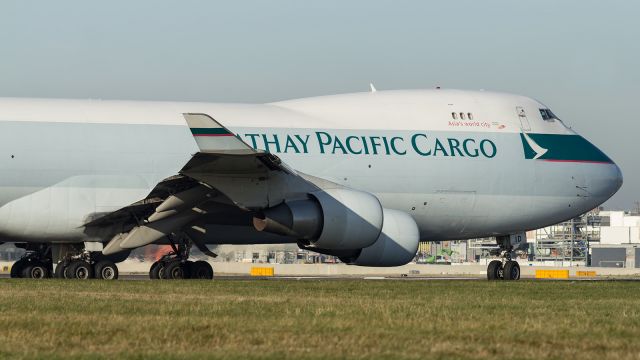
[
  {"x1": 183, "y1": 113, "x2": 256, "y2": 154},
  {"x1": 369, "y1": 83, "x2": 377, "y2": 93}
]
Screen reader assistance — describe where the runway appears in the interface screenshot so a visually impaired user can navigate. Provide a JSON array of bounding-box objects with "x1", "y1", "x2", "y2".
[
  {"x1": 4, "y1": 273, "x2": 640, "y2": 281},
  {"x1": 0, "y1": 273, "x2": 483, "y2": 281}
]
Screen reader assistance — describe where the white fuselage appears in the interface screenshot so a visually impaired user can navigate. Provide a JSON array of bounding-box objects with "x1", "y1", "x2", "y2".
[{"x1": 0, "y1": 89, "x2": 623, "y2": 243}]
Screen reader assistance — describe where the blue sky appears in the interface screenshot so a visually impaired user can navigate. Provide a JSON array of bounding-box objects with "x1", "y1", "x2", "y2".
[{"x1": 0, "y1": 0, "x2": 637, "y2": 209}]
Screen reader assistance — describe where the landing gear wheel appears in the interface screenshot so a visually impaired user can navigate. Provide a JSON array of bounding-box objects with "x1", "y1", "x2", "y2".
[
  {"x1": 159, "y1": 262, "x2": 171, "y2": 279},
  {"x1": 184, "y1": 261, "x2": 195, "y2": 277},
  {"x1": 22, "y1": 261, "x2": 50, "y2": 279},
  {"x1": 10, "y1": 259, "x2": 25, "y2": 278},
  {"x1": 164, "y1": 261, "x2": 188, "y2": 279},
  {"x1": 487, "y1": 260, "x2": 503, "y2": 280},
  {"x1": 190, "y1": 261, "x2": 213, "y2": 279},
  {"x1": 503, "y1": 261, "x2": 520, "y2": 281},
  {"x1": 63, "y1": 263, "x2": 75, "y2": 279},
  {"x1": 55, "y1": 265, "x2": 65, "y2": 278},
  {"x1": 66, "y1": 261, "x2": 94, "y2": 279},
  {"x1": 54, "y1": 262, "x2": 67, "y2": 278},
  {"x1": 150, "y1": 261, "x2": 165, "y2": 279},
  {"x1": 94, "y1": 260, "x2": 118, "y2": 280}
]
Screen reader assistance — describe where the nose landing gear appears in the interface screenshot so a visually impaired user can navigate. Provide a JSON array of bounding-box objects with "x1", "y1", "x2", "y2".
[
  {"x1": 487, "y1": 259, "x2": 521, "y2": 280},
  {"x1": 486, "y1": 234, "x2": 524, "y2": 281}
]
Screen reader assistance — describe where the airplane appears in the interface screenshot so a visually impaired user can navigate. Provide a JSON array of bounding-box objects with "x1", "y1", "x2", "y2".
[{"x1": 0, "y1": 88, "x2": 622, "y2": 281}]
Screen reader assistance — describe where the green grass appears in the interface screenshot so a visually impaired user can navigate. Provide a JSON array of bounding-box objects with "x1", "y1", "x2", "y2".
[{"x1": 0, "y1": 279, "x2": 640, "y2": 359}]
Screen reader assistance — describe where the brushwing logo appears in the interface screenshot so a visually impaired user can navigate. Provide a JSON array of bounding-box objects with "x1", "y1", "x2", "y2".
[
  {"x1": 521, "y1": 133, "x2": 548, "y2": 159},
  {"x1": 519, "y1": 132, "x2": 612, "y2": 163}
]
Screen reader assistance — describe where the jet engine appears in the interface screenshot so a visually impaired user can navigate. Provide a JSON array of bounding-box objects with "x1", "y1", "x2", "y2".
[
  {"x1": 254, "y1": 189, "x2": 420, "y2": 266},
  {"x1": 342, "y1": 209, "x2": 420, "y2": 267},
  {"x1": 253, "y1": 188, "x2": 384, "y2": 250},
  {"x1": 297, "y1": 208, "x2": 420, "y2": 267}
]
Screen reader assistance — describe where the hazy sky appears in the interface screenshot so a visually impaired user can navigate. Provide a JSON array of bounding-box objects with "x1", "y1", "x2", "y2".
[{"x1": 0, "y1": 1, "x2": 637, "y2": 210}]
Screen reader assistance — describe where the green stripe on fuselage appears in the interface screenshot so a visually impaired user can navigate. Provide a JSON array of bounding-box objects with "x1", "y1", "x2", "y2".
[
  {"x1": 190, "y1": 127, "x2": 231, "y2": 135},
  {"x1": 520, "y1": 133, "x2": 612, "y2": 163}
]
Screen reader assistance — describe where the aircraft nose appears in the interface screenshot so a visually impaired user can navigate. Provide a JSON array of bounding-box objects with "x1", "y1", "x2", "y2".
[
  {"x1": 583, "y1": 137, "x2": 623, "y2": 202},
  {"x1": 613, "y1": 162, "x2": 623, "y2": 194},
  {"x1": 571, "y1": 135, "x2": 622, "y2": 206},
  {"x1": 595, "y1": 160, "x2": 623, "y2": 202}
]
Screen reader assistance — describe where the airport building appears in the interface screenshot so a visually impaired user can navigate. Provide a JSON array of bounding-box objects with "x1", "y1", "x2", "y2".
[
  {"x1": 590, "y1": 210, "x2": 640, "y2": 268},
  {"x1": 421, "y1": 209, "x2": 640, "y2": 268}
]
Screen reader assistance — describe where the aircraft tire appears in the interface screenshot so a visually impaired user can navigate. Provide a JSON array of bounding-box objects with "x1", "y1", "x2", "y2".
[
  {"x1": 67, "y1": 260, "x2": 94, "y2": 279},
  {"x1": 10, "y1": 259, "x2": 25, "y2": 278},
  {"x1": 94, "y1": 260, "x2": 118, "y2": 280},
  {"x1": 184, "y1": 261, "x2": 194, "y2": 278},
  {"x1": 63, "y1": 263, "x2": 75, "y2": 278},
  {"x1": 150, "y1": 261, "x2": 164, "y2": 279},
  {"x1": 21, "y1": 261, "x2": 50, "y2": 279},
  {"x1": 487, "y1": 260, "x2": 503, "y2": 281},
  {"x1": 191, "y1": 261, "x2": 213, "y2": 279},
  {"x1": 164, "y1": 261, "x2": 188, "y2": 280},
  {"x1": 54, "y1": 262, "x2": 67, "y2": 278},
  {"x1": 503, "y1": 261, "x2": 520, "y2": 281}
]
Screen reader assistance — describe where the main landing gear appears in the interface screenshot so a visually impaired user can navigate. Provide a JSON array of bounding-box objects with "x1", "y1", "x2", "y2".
[
  {"x1": 486, "y1": 234, "x2": 522, "y2": 281},
  {"x1": 52, "y1": 243, "x2": 119, "y2": 280},
  {"x1": 55, "y1": 257, "x2": 119, "y2": 280},
  {"x1": 10, "y1": 243, "x2": 120, "y2": 280},
  {"x1": 10, "y1": 244, "x2": 53, "y2": 279},
  {"x1": 149, "y1": 236, "x2": 214, "y2": 280}
]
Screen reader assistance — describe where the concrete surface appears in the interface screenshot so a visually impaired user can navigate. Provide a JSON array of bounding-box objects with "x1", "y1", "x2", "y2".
[{"x1": 3, "y1": 260, "x2": 640, "y2": 278}]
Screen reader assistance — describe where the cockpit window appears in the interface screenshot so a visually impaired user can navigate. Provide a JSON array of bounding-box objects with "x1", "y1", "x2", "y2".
[
  {"x1": 539, "y1": 109, "x2": 558, "y2": 121},
  {"x1": 539, "y1": 109, "x2": 549, "y2": 120}
]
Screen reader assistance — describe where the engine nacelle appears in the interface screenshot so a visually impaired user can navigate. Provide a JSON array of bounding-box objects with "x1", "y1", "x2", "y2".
[
  {"x1": 342, "y1": 209, "x2": 420, "y2": 267},
  {"x1": 253, "y1": 188, "x2": 384, "y2": 250}
]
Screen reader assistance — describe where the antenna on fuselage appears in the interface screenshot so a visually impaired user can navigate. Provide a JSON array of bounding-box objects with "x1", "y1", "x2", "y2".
[{"x1": 369, "y1": 83, "x2": 377, "y2": 93}]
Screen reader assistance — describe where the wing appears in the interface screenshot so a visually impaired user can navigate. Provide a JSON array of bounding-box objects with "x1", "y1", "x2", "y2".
[{"x1": 100, "y1": 113, "x2": 330, "y2": 255}]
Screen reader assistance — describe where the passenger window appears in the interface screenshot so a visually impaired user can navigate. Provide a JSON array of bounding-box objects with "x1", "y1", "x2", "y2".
[
  {"x1": 467, "y1": 112, "x2": 473, "y2": 120},
  {"x1": 452, "y1": 112, "x2": 457, "y2": 119},
  {"x1": 460, "y1": 112, "x2": 465, "y2": 120}
]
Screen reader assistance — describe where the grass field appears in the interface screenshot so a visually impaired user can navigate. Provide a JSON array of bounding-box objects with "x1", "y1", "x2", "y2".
[{"x1": 1, "y1": 279, "x2": 640, "y2": 359}]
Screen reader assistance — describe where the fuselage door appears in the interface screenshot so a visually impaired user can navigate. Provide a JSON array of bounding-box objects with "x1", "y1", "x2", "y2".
[{"x1": 516, "y1": 106, "x2": 531, "y2": 132}]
